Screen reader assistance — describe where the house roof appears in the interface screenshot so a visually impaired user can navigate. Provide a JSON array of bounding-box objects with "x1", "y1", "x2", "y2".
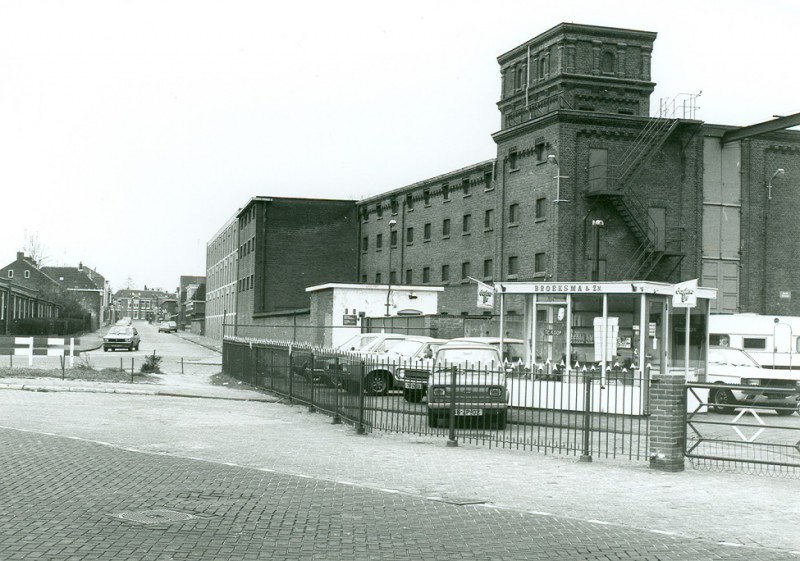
[{"x1": 41, "y1": 267, "x2": 100, "y2": 290}]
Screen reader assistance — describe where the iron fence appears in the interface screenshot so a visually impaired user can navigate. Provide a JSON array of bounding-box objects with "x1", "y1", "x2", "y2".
[
  {"x1": 685, "y1": 382, "x2": 800, "y2": 476},
  {"x1": 223, "y1": 338, "x2": 651, "y2": 461}
]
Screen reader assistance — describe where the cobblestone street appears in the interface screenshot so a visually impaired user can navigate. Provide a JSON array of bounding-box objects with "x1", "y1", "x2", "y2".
[{"x1": 2, "y1": 426, "x2": 797, "y2": 561}]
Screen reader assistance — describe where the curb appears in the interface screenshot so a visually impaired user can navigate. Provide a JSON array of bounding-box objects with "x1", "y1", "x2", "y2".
[{"x1": 0, "y1": 383, "x2": 276, "y2": 402}]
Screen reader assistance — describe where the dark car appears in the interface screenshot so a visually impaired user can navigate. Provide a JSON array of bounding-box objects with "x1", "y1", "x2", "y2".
[{"x1": 103, "y1": 326, "x2": 141, "y2": 352}]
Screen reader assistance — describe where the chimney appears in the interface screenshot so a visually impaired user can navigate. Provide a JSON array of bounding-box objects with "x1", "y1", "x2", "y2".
[
  {"x1": 78, "y1": 261, "x2": 83, "y2": 271},
  {"x1": 17, "y1": 252, "x2": 24, "y2": 261}
]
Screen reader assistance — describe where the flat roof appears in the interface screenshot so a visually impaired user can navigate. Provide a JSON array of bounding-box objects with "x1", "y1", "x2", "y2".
[{"x1": 306, "y1": 283, "x2": 444, "y2": 293}]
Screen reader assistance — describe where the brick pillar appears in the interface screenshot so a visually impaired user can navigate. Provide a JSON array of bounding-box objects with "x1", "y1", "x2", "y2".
[{"x1": 648, "y1": 370, "x2": 686, "y2": 472}]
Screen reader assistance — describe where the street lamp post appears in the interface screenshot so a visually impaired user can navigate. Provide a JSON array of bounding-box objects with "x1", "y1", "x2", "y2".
[
  {"x1": 547, "y1": 154, "x2": 569, "y2": 203},
  {"x1": 385, "y1": 219, "x2": 397, "y2": 316},
  {"x1": 768, "y1": 168, "x2": 785, "y2": 200},
  {"x1": 591, "y1": 219, "x2": 605, "y2": 281}
]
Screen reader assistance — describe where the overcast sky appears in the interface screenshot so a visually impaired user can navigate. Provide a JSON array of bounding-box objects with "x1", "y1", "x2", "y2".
[{"x1": 1, "y1": 0, "x2": 797, "y2": 292}]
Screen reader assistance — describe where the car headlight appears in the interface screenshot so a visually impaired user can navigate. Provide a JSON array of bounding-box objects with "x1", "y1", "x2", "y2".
[
  {"x1": 432, "y1": 388, "x2": 446, "y2": 396},
  {"x1": 395, "y1": 369, "x2": 405, "y2": 380},
  {"x1": 741, "y1": 378, "x2": 760, "y2": 386},
  {"x1": 488, "y1": 388, "x2": 502, "y2": 397}
]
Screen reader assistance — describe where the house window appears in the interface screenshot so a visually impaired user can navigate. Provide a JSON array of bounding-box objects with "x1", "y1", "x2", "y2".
[
  {"x1": 376, "y1": 233, "x2": 383, "y2": 249},
  {"x1": 461, "y1": 261, "x2": 471, "y2": 281},
  {"x1": 391, "y1": 198, "x2": 398, "y2": 215},
  {"x1": 462, "y1": 178, "x2": 471, "y2": 196},
  {"x1": 406, "y1": 193, "x2": 414, "y2": 210},
  {"x1": 423, "y1": 189, "x2": 431, "y2": 205},
  {"x1": 375, "y1": 272, "x2": 382, "y2": 284},
  {"x1": 483, "y1": 259, "x2": 493, "y2": 279},
  {"x1": 405, "y1": 269, "x2": 413, "y2": 284},
  {"x1": 423, "y1": 223, "x2": 431, "y2": 241},
  {"x1": 361, "y1": 208, "x2": 369, "y2": 221},
  {"x1": 24, "y1": 270, "x2": 30, "y2": 279},
  {"x1": 442, "y1": 218, "x2": 451, "y2": 238},
  {"x1": 377, "y1": 204, "x2": 383, "y2": 218},
  {"x1": 535, "y1": 140, "x2": 546, "y2": 162},
  {"x1": 484, "y1": 209, "x2": 494, "y2": 230},
  {"x1": 7, "y1": 270, "x2": 13, "y2": 278},
  {"x1": 535, "y1": 197, "x2": 547, "y2": 220},
  {"x1": 406, "y1": 227, "x2": 414, "y2": 244},
  {"x1": 508, "y1": 255, "x2": 519, "y2": 276},
  {"x1": 390, "y1": 230, "x2": 398, "y2": 247},
  {"x1": 441, "y1": 264, "x2": 450, "y2": 283},
  {"x1": 509, "y1": 150, "x2": 518, "y2": 171},
  {"x1": 442, "y1": 184, "x2": 450, "y2": 200},
  {"x1": 462, "y1": 214, "x2": 471, "y2": 234},
  {"x1": 484, "y1": 171, "x2": 493, "y2": 190},
  {"x1": 509, "y1": 203, "x2": 519, "y2": 224},
  {"x1": 534, "y1": 252, "x2": 546, "y2": 275},
  {"x1": 422, "y1": 266, "x2": 431, "y2": 283},
  {"x1": 361, "y1": 237, "x2": 368, "y2": 252}
]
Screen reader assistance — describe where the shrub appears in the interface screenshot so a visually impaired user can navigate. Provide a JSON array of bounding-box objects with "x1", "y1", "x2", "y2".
[{"x1": 140, "y1": 352, "x2": 163, "y2": 373}]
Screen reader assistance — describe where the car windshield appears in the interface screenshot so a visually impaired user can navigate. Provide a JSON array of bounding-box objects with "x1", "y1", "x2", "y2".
[
  {"x1": 710, "y1": 348, "x2": 760, "y2": 368},
  {"x1": 386, "y1": 339, "x2": 427, "y2": 357},
  {"x1": 107, "y1": 327, "x2": 132, "y2": 336},
  {"x1": 435, "y1": 347, "x2": 500, "y2": 369},
  {"x1": 338, "y1": 334, "x2": 380, "y2": 351}
]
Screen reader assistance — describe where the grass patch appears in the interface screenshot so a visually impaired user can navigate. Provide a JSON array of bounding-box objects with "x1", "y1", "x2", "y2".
[{"x1": 0, "y1": 366, "x2": 157, "y2": 383}]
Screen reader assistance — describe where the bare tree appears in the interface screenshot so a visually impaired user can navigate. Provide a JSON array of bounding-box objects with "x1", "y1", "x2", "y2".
[{"x1": 22, "y1": 232, "x2": 49, "y2": 268}]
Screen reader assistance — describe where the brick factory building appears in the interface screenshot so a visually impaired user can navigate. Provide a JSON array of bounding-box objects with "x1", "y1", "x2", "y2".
[{"x1": 207, "y1": 22, "x2": 800, "y2": 340}]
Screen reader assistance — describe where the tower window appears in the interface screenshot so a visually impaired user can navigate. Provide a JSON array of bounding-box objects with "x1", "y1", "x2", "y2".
[{"x1": 601, "y1": 51, "x2": 615, "y2": 74}]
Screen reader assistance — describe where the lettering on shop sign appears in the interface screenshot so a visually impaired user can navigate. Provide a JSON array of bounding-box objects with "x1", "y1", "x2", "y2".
[{"x1": 531, "y1": 284, "x2": 601, "y2": 293}]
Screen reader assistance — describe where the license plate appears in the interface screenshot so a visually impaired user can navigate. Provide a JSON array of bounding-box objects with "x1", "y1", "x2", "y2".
[
  {"x1": 405, "y1": 382, "x2": 423, "y2": 389},
  {"x1": 455, "y1": 408, "x2": 482, "y2": 416}
]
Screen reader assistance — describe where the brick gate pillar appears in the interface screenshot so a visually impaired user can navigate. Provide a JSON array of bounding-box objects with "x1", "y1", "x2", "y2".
[{"x1": 648, "y1": 370, "x2": 685, "y2": 472}]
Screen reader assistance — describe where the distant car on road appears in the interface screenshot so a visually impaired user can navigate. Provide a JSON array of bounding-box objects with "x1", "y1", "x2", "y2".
[
  {"x1": 116, "y1": 317, "x2": 133, "y2": 326},
  {"x1": 103, "y1": 325, "x2": 140, "y2": 352},
  {"x1": 158, "y1": 321, "x2": 177, "y2": 333}
]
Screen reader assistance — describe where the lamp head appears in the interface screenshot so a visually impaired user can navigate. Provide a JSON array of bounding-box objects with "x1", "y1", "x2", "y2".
[
  {"x1": 389, "y1": 219, "x2": 397, "y2": 227},
  {"x1": 547, "y1": 154, "x2": 557, "y2": 164}
]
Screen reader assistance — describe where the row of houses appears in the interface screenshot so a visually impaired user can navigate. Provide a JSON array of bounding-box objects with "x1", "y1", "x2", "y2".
[{"x1": 201, "y1": 22, "x2": 800, "y2": 346}]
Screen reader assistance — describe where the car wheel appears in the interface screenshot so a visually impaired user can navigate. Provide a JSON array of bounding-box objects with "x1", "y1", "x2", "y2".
[
  {"x1": 710, "y1": 387, "x2": 736, "y2": 414},
  {"x1": 775, "y1": 405, "x2": 798, "y2": 416},
  {"x1": 366, "y1": 373, "x2": 390, "y2": 396},
  {"x1": 135, "y1": 343, "x2": 140, "y2": 351},
  {"x1": 103, "y1": 346, "x2": 108, "y2": 352},
  {"x1": 427, "y1": 410, "x2": 440, "y2": 428},
  {"x1": 403, "y1": 389, "x2": 423, "y2": 403}
]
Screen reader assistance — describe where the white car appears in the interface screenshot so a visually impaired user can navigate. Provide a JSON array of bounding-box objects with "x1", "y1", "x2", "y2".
[
  {"x1": 426, "y1": 342, "x2": 509, "y2": 429},
  {"x1": 706, "y1": 346, "x2": 800, "y2": 415}
]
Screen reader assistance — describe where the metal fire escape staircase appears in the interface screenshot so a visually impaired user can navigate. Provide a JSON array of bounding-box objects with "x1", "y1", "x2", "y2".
[{"x1": 587, "y1": 95, "x2": 698, "y2": 280}]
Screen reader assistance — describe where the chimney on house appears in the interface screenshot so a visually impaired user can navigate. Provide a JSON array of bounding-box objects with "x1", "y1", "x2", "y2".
[
  {"x1": 17, "y1": 252, "x2": 24, "y2": 261},
  {"x1": 78, "y1": 261, "x2": 83, "y2": 271}
]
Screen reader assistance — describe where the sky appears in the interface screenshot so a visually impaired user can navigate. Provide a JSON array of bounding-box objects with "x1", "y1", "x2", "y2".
[{"x1": 1, "y1": 0, "x2": 798, "y2": 292}]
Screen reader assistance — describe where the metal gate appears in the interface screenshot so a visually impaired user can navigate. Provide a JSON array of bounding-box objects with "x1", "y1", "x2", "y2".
[{"x1": 685, "y1": 382, "x2": 800, "y2": 476}]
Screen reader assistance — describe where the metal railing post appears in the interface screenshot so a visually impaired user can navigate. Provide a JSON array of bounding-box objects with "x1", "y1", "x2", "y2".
[
  {"x1": 332, "y1": 356, "x2": 342, "y2": 424},
  {"x1": 288, "y1": 345, "x2": 294, "y2": 403},
  {"x1": 447, "y1": 364, "x2": 458, "y2": 447},
  {"x1": 357, "y1": 360, "x2": 366, "y2": 434},
  {"x1": 580, "y1": 369, "x2": 593, "y2": 462},
  {"x1": 308, "y1": 351, "x2": 316, "y2": 413}
]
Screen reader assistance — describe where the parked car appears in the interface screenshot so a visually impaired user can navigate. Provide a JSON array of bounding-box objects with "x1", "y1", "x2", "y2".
[
  {"x1": 393, "y1": 338, "x2": 449, "y2": 402},
  {"x1": 360, "y1": 337, "x2": 447, "y2": 397},
  {"x1": 451, "y1": 337, "x2": 526, "y2": 363},
  {"x1": 158, "y1": 321, "x2": 177, "y2": 333},
  {"x1": 706, "y1": 346, "x2": 800, "y2": 415},
  {"x1": 103, "y1": 325, "x2": 141, "y2": 352},
  {"x1": 334, "y1": 333, "x2": 413, "y2": 395},
  {"x1": 426, "y1": 342, "x2": 509, "y2": 429},
  {"x1": 116, "y1": 317, "x2": 133, "y2": 326}
]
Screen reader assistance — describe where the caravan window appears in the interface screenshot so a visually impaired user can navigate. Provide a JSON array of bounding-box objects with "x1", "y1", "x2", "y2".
[
  {"x1": 710, "y1": 334, "x2": 729, "y2": 346},
  {"x1": 742, "y1": 337, "x2": 767, "y2": 350}
]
